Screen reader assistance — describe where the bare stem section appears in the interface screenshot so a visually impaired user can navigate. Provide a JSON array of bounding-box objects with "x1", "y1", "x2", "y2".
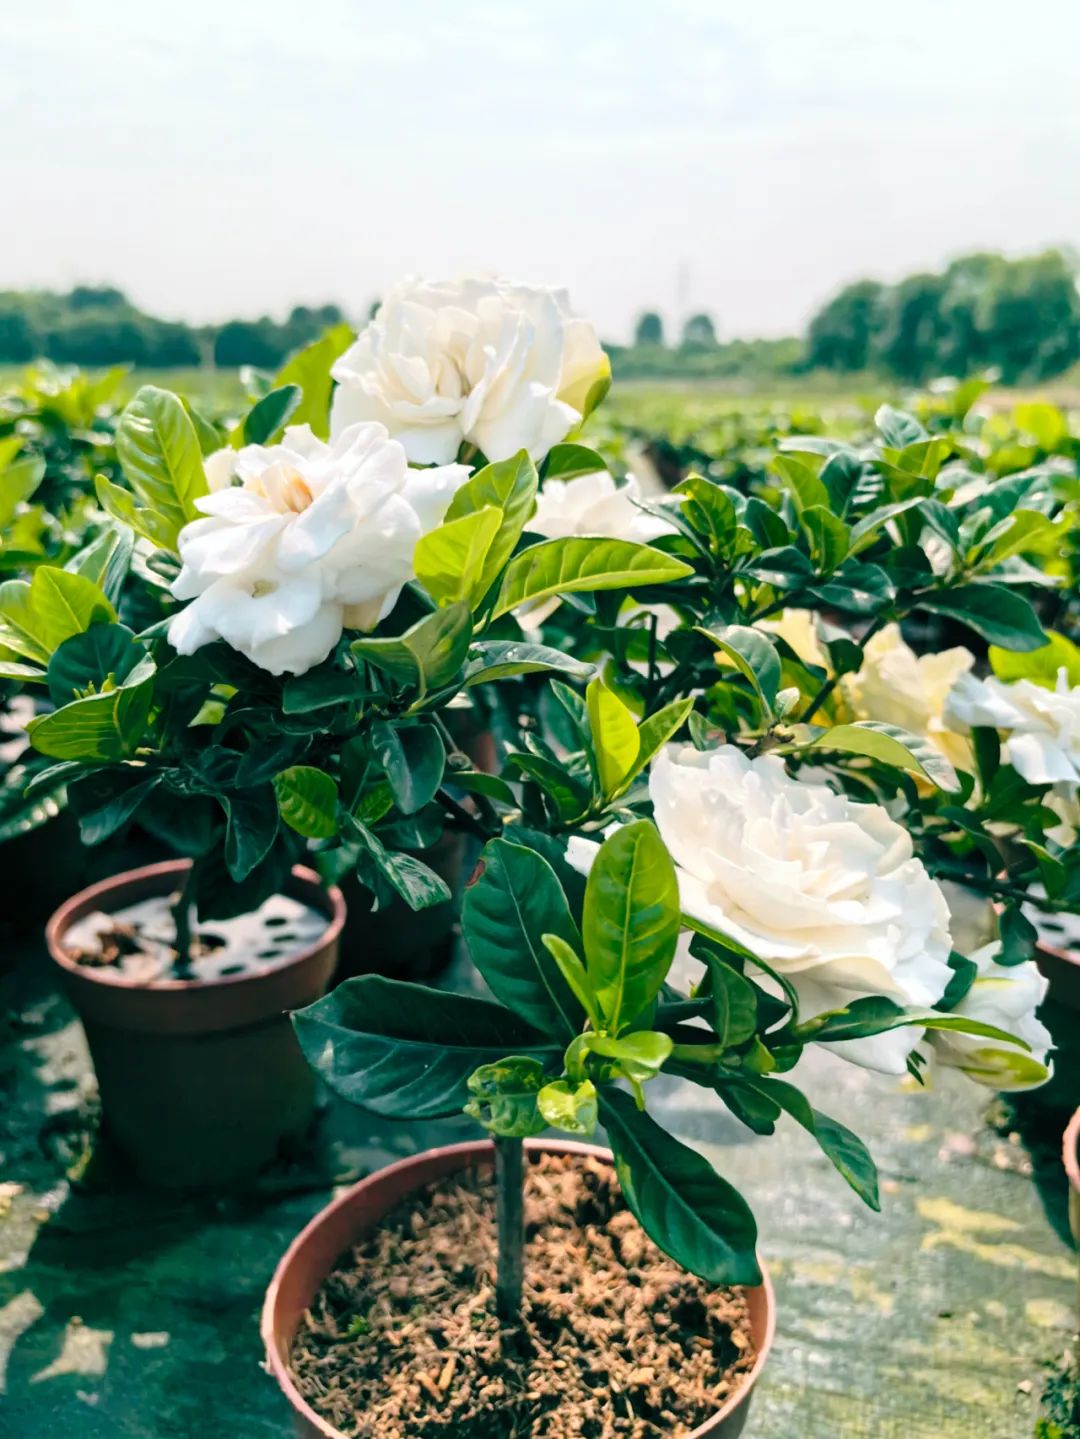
[{"x1": 494, "y1": 1136, "x2": 525, "y2": 1322}]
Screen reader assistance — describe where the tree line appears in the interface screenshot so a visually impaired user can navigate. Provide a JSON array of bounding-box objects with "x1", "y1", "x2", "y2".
[{"x1": 1, "y1": 248, "x2": 1078, "y2": 384}]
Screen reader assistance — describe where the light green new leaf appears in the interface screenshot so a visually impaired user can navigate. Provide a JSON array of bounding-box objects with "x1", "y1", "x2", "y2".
[
  {"x1": 445, "y1": 450, "x2": 538, "y2": 600},
  {"x1": 491, "y1": 538, "x2": 692, "y2": 619},
  {"x1": 584, "y1": 1030, "x2": 673, "y2": 1080},
  {"x1": 276, "y1": 323, "x2": 354, "y2": 437},
  {"x1": 414, "y1": 505, "x2": 503, "y2": 609},
  {"x1": 537, "y1": 1078, "x2": 598, "y2": 1135},
  {"x1": 617, "y1": 697, "x2": 694, "y2": 795},
  {"x1": 0, "y1": 567, "x2": 116, "y2": 665},
  {"x1": 582, "y1": 820, "x2": 680, "y2": 1033},
  {"x1": 586, "y1": 677, "x2": 640, "y2": 797},
  {"x1": 26, "y1": 678, "x2": 153, "y2": 761},
  {"x1": 350, "y1": 602, "x2": 472, "y2": 697},
  {"x1": 989, "y1": 629, "x2": 1080, "y2": 688},
  {"x1": 273, "y1": 765, "x2": 339, "y2": 839},
  {"x1": 796, "y1": 719, "x2": 961, "y2": 792},
  {"x1": 116, "y1": 385, "x2": 208, "y2": 547}
]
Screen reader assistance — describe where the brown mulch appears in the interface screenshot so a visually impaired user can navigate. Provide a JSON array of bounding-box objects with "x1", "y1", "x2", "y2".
[{"x1": 290, "y1": 1152, "x2": 756, "y2": 1439}]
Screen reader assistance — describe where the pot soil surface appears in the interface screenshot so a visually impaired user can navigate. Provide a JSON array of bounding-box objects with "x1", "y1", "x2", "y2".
[
  {"x1": 290, "y1": 1151, "x2": 756, "y2": 1439},
  {"x1": 63, "y1": 890, "x2": 326, "y2": 981}
]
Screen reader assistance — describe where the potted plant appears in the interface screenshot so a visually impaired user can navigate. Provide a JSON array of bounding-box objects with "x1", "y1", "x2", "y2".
[
  {"x1": 8, "y1": 282, "x2": 690, "y2": 1188},
  {"x1": 259, "y1": 292, "x2": 1056, "y2": 1438}
]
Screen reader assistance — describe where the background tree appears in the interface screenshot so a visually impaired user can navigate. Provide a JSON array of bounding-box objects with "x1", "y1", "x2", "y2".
[
  {"x1": 634, "y1": 310, "x2": 665, "y2": 347},
  {"x1": 680, "y1": 312, "x2": 717, "y2": 348},
  {"x1": 805, "y1": 279, "x2": 886, "y2": 371}
]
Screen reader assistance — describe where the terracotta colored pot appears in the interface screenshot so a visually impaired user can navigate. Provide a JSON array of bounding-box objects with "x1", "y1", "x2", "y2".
[
  {"x1": 1037, "y1": 939, "x2": 1080, "y2": 1013},
  {"x1": 262, "y1": 1138, "x2": 775, "y2": 1439},
  {"x1": 335, "y1": 827, "x2": 467, "y2": 982},
  {"x1": 46, "y1": 859, "x2": 345, "y2": 1189},
  {"x1": 1065, "y1": 1107, "x2": 1080, "y2": 1249}
]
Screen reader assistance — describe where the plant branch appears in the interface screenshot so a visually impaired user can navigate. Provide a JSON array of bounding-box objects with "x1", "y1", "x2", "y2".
[{"x1": 436, "y1": 787, "x2": 498, "y2": 841}]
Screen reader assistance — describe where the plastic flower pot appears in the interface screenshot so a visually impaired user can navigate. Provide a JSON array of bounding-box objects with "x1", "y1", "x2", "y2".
[
  {"x1": 335, "y1": 827, "x2": 466, "y2": 982},
  {"x1": 1037, "y1": 937, "x2": 1080, "y2": 1013},
  {"x1": 1065, "y1": 1107, "x2": 1080, "y2": 1250},
  {"x1": 262, "y1": 1137, "x2": 775, "y2": 1439},
  {"x1": 46, "y1": 859, "x2": 345, "y2": 1188}
]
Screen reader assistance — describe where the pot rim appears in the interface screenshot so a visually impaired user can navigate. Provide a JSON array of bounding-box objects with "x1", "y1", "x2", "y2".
[
  {"x1": 261, "y1": 1136, "x2": 776, "y2": 1439},
  {"x1": 45, "y1": 857, "x2": 346, "y2": 995},
  {"x1": 1065, "y1": 1107, "x2": 1080, "y2": 1196}
]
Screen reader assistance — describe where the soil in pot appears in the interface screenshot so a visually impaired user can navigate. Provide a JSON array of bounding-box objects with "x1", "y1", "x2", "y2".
[
  {"x1": 290, "y1": 1151, "x2": 756, "y2": 1439},
  {"x1": 63, "y1": 889, "x2": 328, "y2": 982}
]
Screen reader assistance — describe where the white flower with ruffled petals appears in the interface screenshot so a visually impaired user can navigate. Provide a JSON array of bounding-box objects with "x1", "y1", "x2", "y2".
[
  {"x1": 945, "y1": 668, "x2": 1080, "y2": 786},
  {"x1": 167, "y1": 423, "x2": 469, "y2": 675},
  {"x1": 566, "y1": 744, "x2": 954, "y2": 1075},
  {"x1": 330, "y1": 276, "x2": 609, "y2": 465}
]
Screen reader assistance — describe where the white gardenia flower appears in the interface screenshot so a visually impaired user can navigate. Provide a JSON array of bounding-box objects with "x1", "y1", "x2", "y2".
[
  {"x1": 168, "y1": 423, "x2": 469, "y2": 676},
  {"x1": 330, "y1": 276, "x2": 609, "y2": 466},
  {"x1": 846, "y1": 624, "x2": 975, "y2": 771},
  {"x1": 566, "y1": 744, "x2": 954, "y2": 1075},
  {"x1": 921, "y1": 942, "x2": 1052, "y2": 1091},
  {"x1": 528, "y1": 470, "x2": 675, "y2": 545},
  {"x1": 945, "y1": 668, "x2": 1080, "y2": 786}
]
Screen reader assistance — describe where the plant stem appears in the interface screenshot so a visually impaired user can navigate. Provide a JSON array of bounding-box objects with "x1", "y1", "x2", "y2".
[
  {"x1": 171, "y1": 864, "x2": 196, "y2": 972},
  {"x1": 494, "y1": 1136, "x2": 525, "y2": 1323},
  {"x1": 436, "y1": 787, "x2": 498, "y2": 841},
  {"x1": 801, "y1": 612, "x2": 888, "y2": 724}
]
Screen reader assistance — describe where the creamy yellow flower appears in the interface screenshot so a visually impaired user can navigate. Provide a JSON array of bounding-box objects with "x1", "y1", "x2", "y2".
[{"x1": 845, "y1": 624, "x2": 974, "y2": 770}]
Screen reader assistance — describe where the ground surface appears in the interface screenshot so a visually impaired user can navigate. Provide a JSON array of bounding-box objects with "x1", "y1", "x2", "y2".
[{"x1": 1, "y1": 930, "x2": 1076, "y2": 1439}]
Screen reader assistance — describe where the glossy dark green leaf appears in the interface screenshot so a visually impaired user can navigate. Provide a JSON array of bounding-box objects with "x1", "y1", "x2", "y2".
[
  {"x1": 463, "y1": 640, "x2": 594, "y2": 686},
  {"x1": 350, "y1": 602, "x2": 472, "y2": 696},
  {"x1": 47, "y1": 624, "x2": 140, "y2": 707},
  {"x1": 918, "y1": 583, "x2": 1048, "y2": 652},
  {"x1": 294, "y1": 976, "x2": 556, "y2": 1119},
  {"x1": 699, "y1": 624, "x2": 781, "y2": 712},
  {"x1": 67, "y1": 767, "x2": 161, "y2": 845},
  {"x1": 223, "y1": 784, "x2": 279, "y2": 882},
  {"x1": 273, "y1": 765, "x2": 339, "y2": 839},
  {"x1": 739, "y1": 1076, "x2": 880, "y2": 1211},
  {"x1": 600, "y1": 1089, "x2": 760, "y2": 1285},
  {"x1": 238, "y1": 384, "x2": 302, "y2": 444},
  {"x1": 371, "y1": 721, "x2": 445, "y2": 815},
  {"x1": 463, "y1": 839, "x2": 584, "y2": 1038}
]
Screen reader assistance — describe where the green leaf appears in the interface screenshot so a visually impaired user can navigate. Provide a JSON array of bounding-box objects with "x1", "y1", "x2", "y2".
[
  {"x1": 350, "y1": 602, "x2": 472, "y2": 697},
  {"x1": 47, "y1": 624, "x2": 140, "y2": 707},
  {"x1": 64, "y1": 524, "x2": 134, "y2": 606},
  {"x1": 599, "y1": 1089, "x2": 761, "y2": 1285},
  {"x1": 26, "y1": 679, "x2": 153, "y2": 761},
  {"x1": 0, "y1": 567, "x2": 116, "y2": 665},
  {"x1": 444, "y1": 450, "x2": 538, "y2": 601},
  {"x1": 450, "y1": 771, "x2": 517, "y2": 805},
  {"x1": 586, "y1": 677, "x2": 640, "y2": 797},
  {"x1": 463, "y1": 839, "x2": 584, "y2": 1038},
  {"x1": 371, "y1": 721, "x2": 445, "y2": 815},
  {"x1": 796, "y1": 719, "x2": 961, "y2": 792},
  {"x1": 491, "y1": 538, "x2": 693, "y2": 620},
  {"x1": 801, "y1": 506, "x2": 851, "y2": 570},
  {"x1": 352, "y1": 822, "x2": 452, "y2": 911},
  {"x1": 772, "y1": 453, "x2": 829, "y2": 513},
  {"x1": 414, "y1": 505, "x2": 503, "y2": 609},
  {"x1": 67, "y1": 768, "x2": 161, "y2": 846},
  {"x1": 542, "y1": 933, "x2": 601, "y2": 1030},
  {"x1": 94, "y1": 474, "x2": 177, "y2": 552},
  {"x1": 621, "y1": 697, "x2": 694, "y2": 794},
  {"x1": 281, "y1": 668, "x2": 367, "y2": 714},
  {"x1": 673, "y1": 476, "x2": 739, "y2": 551},
  {"x1": 537, "y1": 1078, "x2": 598, "y2": 1135},
  {"x1": 1013, "y1": 401, "x2": 1067, "y2": 451},
  {"x1": 989, "y1": 629, "x2": 1080, "y2": 688},
  {"x1": 917, "y1": 583, "x2": 1048, "y2": 652},
  {"x1": 116, "y1": 385, "x2": 208, "y2": 547},
  {"x1": 464, "y1": 640, "x2": 593, "y2": 686},
  {"x1": 273, "y1": 765, "x2": 339, "y2": 839},
  {"x1": 802, "y1": 995, "x2": 1031, "y2": 1050},
  {"x1": 0, "y1": 453, "x2": 44, "y2": 528},
  {"x1": 223, "y1": 785, "x2": 279, "y2": 882},
  {"x1": 293, "y1": 975, "x2": 555, "y2": 1119},
  {"x1": 738, "y1": 1077, "x2": 879, "y2": 1210},
  {"x1": 505, "y1": 752, "x2": 591, "y2": 821},
  {"x1": 584, "y1": 1030, "x2": 673, "y2": 1080},
  {"x1": 234, "y1": 384, "x2": 302, "y2": 446},
  {"x1": 702, "y1": 955, "x2": 758, "y2": 1049},
  {"x1": 276, "y1": 324, "x2": 354, "y2": 438},
  {"x1": 699, "y1": 624, "x2": 781, "y2": 713},
  {"x1": 875, "y1": 404, "x2": 925, "y2": 449},
  {"x1": 541, "y1": 444, "x2": 609, "y2": 482},
  {"x1": 465, "y1": 1055, "x2": 548, "y2": 1138},
  {"x1": 583, "y1": 820, "x2": 680, "y2": 1033}
]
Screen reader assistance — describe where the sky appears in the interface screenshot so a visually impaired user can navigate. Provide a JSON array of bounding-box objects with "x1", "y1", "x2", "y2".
[{"x1": 6, "y1": 1, "x2": 1080, "y2": 342}]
